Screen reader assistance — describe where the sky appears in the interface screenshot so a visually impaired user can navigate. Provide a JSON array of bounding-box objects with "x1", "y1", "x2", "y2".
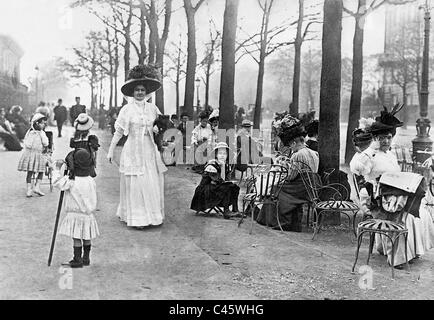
[{"x1": 0, "y1": 0, "x2": 388, "y2": 111}]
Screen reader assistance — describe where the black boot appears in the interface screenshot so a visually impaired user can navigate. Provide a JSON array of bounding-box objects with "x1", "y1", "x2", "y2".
[
  {"x1": 83, "y1": 245, "x2": 91, "y2": 266},
  {"x1": 62, "y1": 246, "x2": 83, "y2": 268}
]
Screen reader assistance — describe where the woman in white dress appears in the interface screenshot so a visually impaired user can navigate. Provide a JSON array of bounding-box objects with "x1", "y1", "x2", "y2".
[
  {"x1": 107, "y1": 65, "x2": 167, "y2": 228},
  {"x1": 350, "y1": 107, "x2": 434, "y2": 268}
]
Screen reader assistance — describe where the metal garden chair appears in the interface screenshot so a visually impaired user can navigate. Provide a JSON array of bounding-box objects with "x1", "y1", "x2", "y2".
[
  {"x1": 237, "y1": 164, "x2": 288, "y2": 234},
  {"x1": 295, "y1": 161, "x2": 360, "y2": 240}
]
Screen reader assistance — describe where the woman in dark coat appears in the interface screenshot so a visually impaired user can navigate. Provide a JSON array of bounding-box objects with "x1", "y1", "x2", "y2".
[
  {"x1": 191, "y1": 143, "x2": 240, "y2": 219},
  {"x1": 6, "y1": 105, "x2": 29, "y2": 140}
]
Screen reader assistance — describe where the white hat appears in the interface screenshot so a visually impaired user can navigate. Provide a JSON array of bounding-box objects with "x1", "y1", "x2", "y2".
[
  {"x1": 74, "y1": 113, "x2": 94, "y2": 131},
  {"x1": 209, "y1": 109, "x2": 219, "y2": 121},
  {"x1": 31, "y1": 113, "x2": 47, "y2": 124}
]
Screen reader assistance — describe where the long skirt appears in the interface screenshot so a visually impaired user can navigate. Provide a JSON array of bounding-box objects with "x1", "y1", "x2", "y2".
[
  {"x1": 190, "y1": 179, "x2": 240, "y2": 212},
  {"x1": 375, "y1": 194, "x2": 434, "y2": 266},
  {"x1": 58, "y1": 177, "x2": 100, "y2": 240},
  {"x1": 258, "y1": 177, "x2": 308, "y2": 229}
]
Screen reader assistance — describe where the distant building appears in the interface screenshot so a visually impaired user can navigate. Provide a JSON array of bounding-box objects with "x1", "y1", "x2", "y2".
[
  {"x1": 0, "y1": 35, "x2": 28, "y2": 111},
  {"x1": 381, "y1": 2, "x2": 434, "y2": 123}
]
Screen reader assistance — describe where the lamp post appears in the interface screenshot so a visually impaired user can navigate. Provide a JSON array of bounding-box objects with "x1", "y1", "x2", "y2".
[
  {"x1": 195, "y1": 78, "x2": 201, "y2": 112},
  {"x1": 35, "y1": 65, "x2": 39, "y2": 104},
  {"x1": 412, "y1": 0, "x2": 433, "y2": 168}
]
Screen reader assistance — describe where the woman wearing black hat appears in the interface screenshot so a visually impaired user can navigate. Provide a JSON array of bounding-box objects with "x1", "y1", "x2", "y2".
[
  {"x1": 260, "y1": 116, "x2": 319, "y2": 231},
  {"x1": 354, "y1": 107, "x2": 434, "y2": 268},
  {"x1": 107, "y1": 65, "x2": 167, "y2": 228}
]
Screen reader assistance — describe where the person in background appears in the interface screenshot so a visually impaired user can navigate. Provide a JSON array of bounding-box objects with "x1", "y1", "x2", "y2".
[
  {"x1": 170, "y1": 114, "x2": 179, "y2": 129},
  {"x1": 108, "y1": 106, "x2": 119, "y2": 135},
  {"x1": 6, "y1": 105, "x2": 29, "y2": 140},
  {"x1": 70, "y1": 97, "x2": 86, "y2": 126},
  {"x1": 98, "y1": 104, "x2": 107, "y2": 130},
  {"x1": 0, "y1": 107, "x2": 22, "y2": 151},
  {"x1": 53, "y1": 99, "x2": 68, "y2": 137},
  {"x1": 191, "y1": 111, "x2": 213, "y2": 173},
  {"x1": 305, "y1": 120, "x2": 319, "y2": 152},
  {"x1": 17, "y1": 113, "x2": 49, "y2": 197},
  {"x1": 208, "y1": 109, "x2": 219, "y2": 148},
  {"x1": 235, "y1": 106, "x2": 245, "y2": 129}
]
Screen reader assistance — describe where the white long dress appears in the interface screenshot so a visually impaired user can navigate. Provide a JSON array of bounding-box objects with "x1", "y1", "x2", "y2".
[
  {"x1": 351, "y1": 145, "x2": 434, "y2": 266},
  {"x1": 114, "y1": 100, "x2": 167, "y2": 227}
]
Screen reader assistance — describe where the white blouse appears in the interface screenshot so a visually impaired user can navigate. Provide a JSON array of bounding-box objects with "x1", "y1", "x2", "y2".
[{"x1": 114, "y1": 100, "x2": 167, "y2": 175}]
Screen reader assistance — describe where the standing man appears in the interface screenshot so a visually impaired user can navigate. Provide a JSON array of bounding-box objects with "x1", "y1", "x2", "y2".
[
  {"x1": 53, "y1": 99, "x2": 68, "y2": 137},
  {"x1": 70, "y1": 96, "x2": 86, "y2": 126}
]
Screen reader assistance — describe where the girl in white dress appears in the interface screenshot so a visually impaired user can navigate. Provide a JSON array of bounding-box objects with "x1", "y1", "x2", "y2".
[
  {"x1": 57, "y1": 148, "x2": 99, "y2": 268},
  {"x1": 107, "y1": 65, "x2": 167, "y2": 229}
]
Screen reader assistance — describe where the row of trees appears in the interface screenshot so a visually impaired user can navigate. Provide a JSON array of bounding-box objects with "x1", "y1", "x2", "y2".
[{"x1": 64, "y1": 0, "x2": 323, "y2": 125}]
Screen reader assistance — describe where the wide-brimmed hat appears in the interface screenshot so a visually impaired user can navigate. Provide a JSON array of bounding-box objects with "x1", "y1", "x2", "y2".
[
  {"x1": 213, "y1": 142, "x2": 230, "y2": 152},
  {"x1": 366, "y1": 121, "x2": 395, "y2": 136},
  {"x1": 376, "y1": 104, "x2": 404, "y2": 128},
  {"x1": 121, "y1": 65, "x2": 161, "y2": 97},
  {"x1": 31, "y1": 113, "x2": 47, "y2": 124},
  {"x1": 35, "y1": 106, "x2": 50, "y2": 117},
  {"x1": 74, "y1": 113, "x2": 94, "y2": 131},
  {"x1": 208, "y1": 109, "x2": 219, "y2": 122},
  {"x1": 241, "y1": 119, "x2": 252, "y2": 127}
]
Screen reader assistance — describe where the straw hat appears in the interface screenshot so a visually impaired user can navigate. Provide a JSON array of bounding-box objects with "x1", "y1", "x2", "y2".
[
  {"x1": 31, "y1": 113, "x2": 47, "y2": 124},
  {"x1": 241, "y1": 119, "x2": 252, "y2": 127},
  {"x1": 74, "y1": 113, "x2": 94, "y2": 131}
]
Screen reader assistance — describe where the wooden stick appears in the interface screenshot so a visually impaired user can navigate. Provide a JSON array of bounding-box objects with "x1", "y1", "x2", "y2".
[{"x1": 47, "y1": 170, "x2": 67, "y2": 267}]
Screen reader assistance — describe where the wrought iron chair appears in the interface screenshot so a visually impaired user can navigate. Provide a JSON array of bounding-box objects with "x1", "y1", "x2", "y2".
[
  {"x1": 351, "y1": 215, "x2": 409, "y2": 279},
  {"x1": 237, "y1": 164, "x2": 288, "y2": 234},
  {"x1": 295, "y1": 161, "x2": 360, "y2": 240}
]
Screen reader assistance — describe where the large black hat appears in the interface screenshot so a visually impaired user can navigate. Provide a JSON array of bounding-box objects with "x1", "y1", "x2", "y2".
[
  {"x1": 121, "y1": 65, "x2": 162, "y2": 97},
  {"x1": 278, "y1": 123, "x2": 307, "y2": 146},
  {"x1": 375, "y1": 104, "x2": 404, "y2": 128},
  {"x1": 73, "y1": 148, "x2": 93, "y2": 177},
  {"x1": 371, "y1": 103, "x2": 404, "y2": 136}
]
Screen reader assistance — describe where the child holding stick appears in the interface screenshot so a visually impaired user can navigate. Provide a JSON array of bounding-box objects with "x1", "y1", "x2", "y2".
[{"x1": 56, "y1": 148, "x2": 100, "y2": 268}]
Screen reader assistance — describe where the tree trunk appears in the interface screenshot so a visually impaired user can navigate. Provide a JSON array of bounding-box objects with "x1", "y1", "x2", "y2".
[
  {"x1": 183, "y1": 4, "x2": 197, "y2": 118},
  {"x1": 319, "y1": 0, "x2": 342, "y2": 174},
  {"x1": 291, "y1": 0, "x2": 304, "y2": 116},
  {"x1": 124, "y1": 3, "x2": 132, "y2": 81},
  {"x1": 253, "y1": 57, "x2": 265, "y2": 129},
  {"x1": 139, "y1": 6, "x2": 147, "y2": 64},
  {"x1": 344, "y1": 1, "x2": 365, "y2": 165},
  {"x1": 106, "y1": 28, "x2": 114, "y2": 109},
  {"x1": 114, "y1": 30, "x2": 120, "y2": 107},
  {"x1": 219, "y1": 0, "x2": 240, "y2": 130},
  {"x1": 402, "y1": 85, "x2": 408, "y2": 129}
]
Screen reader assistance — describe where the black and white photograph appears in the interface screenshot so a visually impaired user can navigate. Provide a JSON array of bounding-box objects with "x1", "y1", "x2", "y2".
[{"x1": 1, "y1": 0, "x2": 434, "y2": 304}]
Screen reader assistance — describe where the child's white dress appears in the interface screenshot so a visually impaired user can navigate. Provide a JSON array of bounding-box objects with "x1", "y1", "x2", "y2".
[{"x1": 56, "y1": 176, "x2": 100, "y2": 240}]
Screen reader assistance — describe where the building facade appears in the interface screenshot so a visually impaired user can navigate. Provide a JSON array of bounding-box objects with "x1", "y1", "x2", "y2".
[{"x1": 0, "y1": 35, "x2": 28, "y2": 111}]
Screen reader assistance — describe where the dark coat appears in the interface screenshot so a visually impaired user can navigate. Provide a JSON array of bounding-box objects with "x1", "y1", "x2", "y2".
[
  {"x1": 53, "y1": 105, "x2": 68, "y2": 123},
  {"x1": 70, "y1": 104, "x2": 86, "y2": 124}
]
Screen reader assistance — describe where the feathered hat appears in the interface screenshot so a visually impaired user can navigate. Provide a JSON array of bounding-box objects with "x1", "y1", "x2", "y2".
[
  {"x1": 275, "y1": 115, "x2": 306, "y2": 146},
  {"x1": 352, "y1": 118, "x2": 374, "y2": 145},
  {"x1": 208, "y1": 109, "x2": 219, "y2": 122},
  {"x1": 121, "y1": 64, "x2": 162, "y2": 97},
  {"x1": 369, "y1": 103, "x2": 404, "y2": 136}
]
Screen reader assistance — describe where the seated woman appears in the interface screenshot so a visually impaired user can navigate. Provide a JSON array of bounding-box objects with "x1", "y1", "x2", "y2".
[
  {"x1": 351, "y1": 105, "x2": 434, "y2": 268},
  {"x1": 260, "y1": 116, "x2": 319, "y2": 231},
  {"x1": 0, "y1": 107, "x2": 22, "y2": 151},
  {"x1": 190, "y1": 142, "x2": 240, "y2": 219}
]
